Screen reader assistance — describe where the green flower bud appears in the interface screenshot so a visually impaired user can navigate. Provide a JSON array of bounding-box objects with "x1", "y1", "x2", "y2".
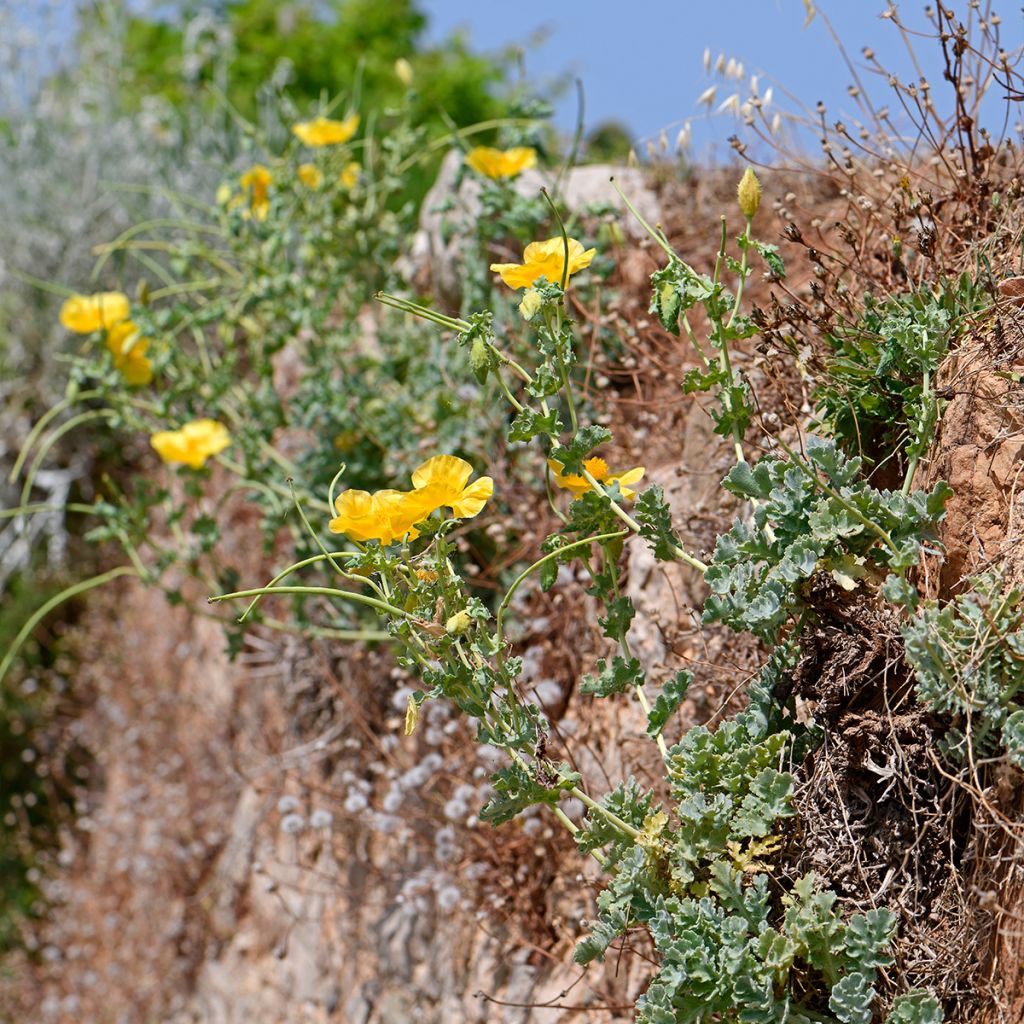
[
  {"x1": 737, "y1": 167, "x2": 761, "y2": 219},
  {"x1": 470, "y1": 336, "x2": 490, "y2": 384}
]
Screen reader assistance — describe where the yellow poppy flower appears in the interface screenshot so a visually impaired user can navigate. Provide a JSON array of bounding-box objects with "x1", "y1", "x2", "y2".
[
  {"x1": 327, "y1": 456, "x2": 493, "y2": 546},
  {"x1": 490, "y1": 237, "x2": 597, "y2": 290},
  {"x1": 409, "y1": 455, "x2": 493, "y2": 519},
  {"x1": 237, "y1": 165, "x2": 272, "y2": 221},
  {"x1": 291, "y1": 114, "x2": 360, "y2": 147},
  {"x1": 339, "y1": 161, "x2": 360, "y2": 189},
  {"x1": 465, "y1": 145, "x2": 537, "y2": 180},
  {"x1": 106, "y1": 321, "x2": 153, "y2": 386},
  {"x1": 548, "y1": 456, "x2": 645, "y2": 500},
  {"x1": 150, "y1": 419, "x2": 231, "y2": 469},
  {"x1": 328, "y1": 489, "x2": 425, "y2": 545},
  {"x1": 59, "y1": 291, "x2": 130, "y2": 334},
  {"x1": 297, "y1": 163, "x2": 323, "y2": 189}
]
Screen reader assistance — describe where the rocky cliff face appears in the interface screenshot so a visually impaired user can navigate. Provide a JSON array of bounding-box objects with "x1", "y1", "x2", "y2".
[{"x1": 11, "y1": 166, "x2": 1024, "y2": 1024}]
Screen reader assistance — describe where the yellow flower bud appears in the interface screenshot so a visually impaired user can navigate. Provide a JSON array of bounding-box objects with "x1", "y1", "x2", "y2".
[
  {"x1": 518, "y1": 288, "x2": 542, "y2": 321},
  {"x1": 737, "y1": 167, "x2": 761, "y2": 219},
  {"x1": 394, "y1": 58, "x2": 414, "y2": 87},
  {"x1": 445, "y1": 610, "x2": 473, "y2": 636}
]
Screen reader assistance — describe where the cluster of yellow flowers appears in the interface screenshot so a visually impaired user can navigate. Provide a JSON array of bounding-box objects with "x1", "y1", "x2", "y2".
[
  {"x1": 57, "y1": 291, "x2": 232, "y2": 468},
  {"x1": 59, "y1": 291, "x2": 154, "y2": 386},
  {"x1": 220, "y1": 115, "x2": 362, "y2": 219},
  {"x1": 329, "y1": 455, "x2": 493, "y2": 545},
  {"x1": 292, "y1": 114, "x2": 360, "y2": 191}
]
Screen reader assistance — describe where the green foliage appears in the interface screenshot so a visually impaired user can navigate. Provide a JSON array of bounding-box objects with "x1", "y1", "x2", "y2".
[
  {"x1": 704, "y1": 437, "x2": 953, "y2": 638},
  {"x1": 479, "y1": 761, "x2": 580, "y2": 825},
  {"x1": 646, "y1": 671, "x2": 691, "y2": 737},
  {"x1": 886, "y1": 991, "x2": 944, "y2": 1024},
  {"x1": 575, "y1": 780, "x2": 660, "y2": 863},
  {"x1": 812, "y1": 282, "x2": 987, "y2": 473},
  {"x1": 114, "y1": 0, "x2": 507, "y2": 133},
  {"x1": 649, "y1": 258, "x2": 715, "y2": 335},
  {"x1": 903, "y1": 572, "x2": 1024, "y2": 765},
  {"x1": 549, "y1": 426, "x2": 613, "y2": 475},
  {"x1": 667, "y1": 706, "x2": 796, "y2": 881},
  {"x1": 634, "y1": 485, "x2": 683, "y2": 562},
  {"x1": 581, "y1": 655, "x2": 644, "y2": 698},
  {"x1": 625, "y1": 864, "x2": 897, "y2": 1023}
]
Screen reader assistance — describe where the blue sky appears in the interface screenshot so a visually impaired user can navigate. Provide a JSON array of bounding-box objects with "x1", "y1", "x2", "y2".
[
  {"x1": 12, "y1": 1, "x2": 1022, "y2": 157},
  {"x1": 422, "y1": 1, "x2": 1023, "y2": 157}
]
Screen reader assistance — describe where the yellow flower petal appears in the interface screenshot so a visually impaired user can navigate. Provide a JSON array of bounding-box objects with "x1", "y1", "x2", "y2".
[
  {"x1": 549, "y1": 456, "x2": 643, "y2": 500},
  {"x1": 328, "y1": 489, "x2": 379, "y2": 541},
  {"x1": 59, "y1": 292, "x2": 130, "y2": 334},
  {"x1": 449, "y1": 476, "x2": 494, "y2": 519},
  {"x1": 465, "y1": 145, "x2": 537, "y2": 179},
  {"x1": 409, "y1": 455, "x2": 492, "y2": 520},
  {"x1": 547, "y1": 459, "x2": 591, "y2": 497},
  {"x1": 291, "y1": 114, "x2": 360, "y2": 147},
  {"x1": 411, "y1": 454, "x2": 474, "y2": 494},
  {"x1": 339, "y1": 161, "x2": 360, "y2": 189},
  {"x1": 297, "y1": 163, "x2": 323, "y2": 189},
  {"x1": 151, "y1": 419, "x2": 230, "y2": 469},
  {"x1": 119, "y1": 351, "x2": 154, "y2": 387},
  {"x1": 329, "y1": 489, "x2": 425, "y2": 545},
  {"x1": 490, "y1": 236, "x2": 596, "y2": 290},
  {"x1": 107, "y1": 322, "x2": 154, "y2": 386},
  {"x1": 236, "y1": 164, "x2": 272, "y2": 220},
  {"x1": 606, "y1": 466, "x2": 646, "y2": 500},
  {"x1": 239, "y1": 165, "x2": 272, "y2": 191}
]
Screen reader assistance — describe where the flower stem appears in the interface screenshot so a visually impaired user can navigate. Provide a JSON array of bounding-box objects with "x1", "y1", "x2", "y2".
[
  {"x1": 0, "y1": 566, "x2": 139, "y2": 686},
  {"x1": 495, "y1": 530, "x2": 628, "y2": 658},
  {"x1": 209, "y1": 584, "x2": 415, "y2": 621},
  {"x1": 568, "y1": 786, "x2": 643, "y2": 841},
  {"x1": 580, "y1": 468, "x2": 708, "y2": 573}
]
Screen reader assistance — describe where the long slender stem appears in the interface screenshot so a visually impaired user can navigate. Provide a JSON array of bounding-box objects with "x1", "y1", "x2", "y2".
[
  {"x1": 902, "y1": 367, "x2": 930, "y2": 495},
  {"x1": 495, "y1": 530, "x2": 628, "y2": 656},
  {"x1": 20, "y1": 410, "x2": 114, "y2": 506},
  {"x1": 0, "y1": 566, "x2": 139, "y2": 686},
  {"x1": 209, "y1": 584, "x2": 415, "y2": 621},
  {"x1": 580, "y1": 468, "x2": 708, "y2": 573},
  {"x1": 0, "y1": 502, "x2": 97, "y2": 520},
  {"x1": 238, "y1": 552, "x2": 362, "y2": 621},
  {"x1": 719, "y1": 216, "x2": 753, "y2": 466},
  {"x1": 9, "y1": 389, "x2": 102, "y2": 484},
  {"x1": 568, "y1": 785, "x2": 642, "y2": 841}
]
